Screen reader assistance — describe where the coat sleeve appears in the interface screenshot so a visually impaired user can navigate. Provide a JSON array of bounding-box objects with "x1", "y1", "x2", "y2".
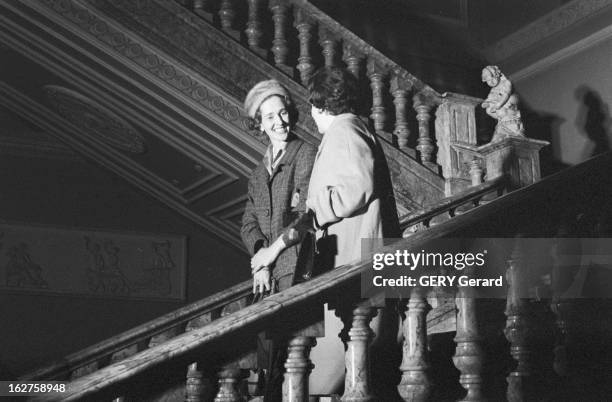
[
  {"x1": 241, "y1": 176, "x2": 268, "y2": 255},
  {"x1": 310, "y1": 125, "x2": 375, "y2": 227},
  {"x1": 279, "y1": 144, "x2": 317, "y2": 247}
]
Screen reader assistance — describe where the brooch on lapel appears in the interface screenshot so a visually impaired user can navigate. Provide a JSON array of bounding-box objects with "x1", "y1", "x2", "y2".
[{"x1": 290, "y1": 190, "x2": 300, "y2": 208}]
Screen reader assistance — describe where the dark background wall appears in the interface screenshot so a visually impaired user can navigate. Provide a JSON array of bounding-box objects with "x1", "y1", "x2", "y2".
[{"x1": 0, "y1": 153, "x2": 249, "y2": 376}]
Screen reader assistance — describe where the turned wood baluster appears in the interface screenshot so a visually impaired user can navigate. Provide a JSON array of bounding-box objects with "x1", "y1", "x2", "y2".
[
  {"x1": 504, "y1": 242, "x2": 534, "y2": 402},
  {"x1": 390, "y1": 72, "x2": 412, "y2": 152},
  {"x1": 340, "y1": 306, "x2": 377, "y2": 402},
  {"x1": 469, "y1": 159, "x2": 484, "y2": 186},
  {"x1": 214, "y1": 366, "x2": 243, "y2": 402},
  {"x1": 186, "y1": 362, "x2": 205, "y2": 402},
  {"x1": 283, "y1": 336, "x2": 316, "y2": 402},
  {"x1": 319, "y1": 27, "x2": 337, "y2": 67},
  {"x1": 398, "y1": 287, "x2": 432, "y2": 402},
  {"x1": 453, "y1": 278, "x2": 485, "y2": 401},
  {"x1": 245, "y1": 0, "x2": 264, "y2": 54},
  {"x1": 193, "y1": 0, "x2": 214, "y2": 22},
  {"x1": 270, "y1": 0, "x2": 290, "y2": 72},
  {"x1": 219, "y1": 0, "x2": 237, "y2": 38},
  {"x1": 413, "y1": 93, "x2": 436, "y2": 169},
  {"x1": 367, "y1": 59, "x2": 387, "y2": 132},
  {"x1": 294, "y1": 9, "x2": 314, "y2": 85},
  {"x1": 343, "y1": 44, "x2": 363, "y2": 79}
]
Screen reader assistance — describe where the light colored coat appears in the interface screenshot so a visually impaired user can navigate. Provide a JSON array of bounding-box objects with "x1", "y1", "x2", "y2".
[{"x1": 307, "y1": 113, "x2": 384, "y2": 267}]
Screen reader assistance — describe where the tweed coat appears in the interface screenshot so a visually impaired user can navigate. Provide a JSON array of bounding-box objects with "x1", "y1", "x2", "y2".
[
  {"x1": 241, "y1": 137, "x2": 317, "y2": 289},
  {"x1": 307, "y1": 113, "x2": 398, "y2": 268}
]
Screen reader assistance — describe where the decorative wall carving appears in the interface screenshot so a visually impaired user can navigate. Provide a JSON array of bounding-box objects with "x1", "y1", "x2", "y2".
[
  {"x1": 43, "y1": 85, "x2": 146, "y2": 154},
  {"x1": 0, "y1": 222, "x2": 186, "y2": 300}
]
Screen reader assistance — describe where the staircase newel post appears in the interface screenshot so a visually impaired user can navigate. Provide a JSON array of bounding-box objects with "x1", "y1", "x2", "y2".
[
  {"x1": 294, "y1": 9, "x2": 314, "y2": 85},
  {"x1": 397, "y1": 287, "x2": 432, "y2": 402},
  {"x1": 413, "y1": 93, "x2": 436, "y2": 170},
  {"x1": 338, "y1": 305, "x2": 377, "y2": 402},
  {"x1": 390, "y1": 71, "x2": 414, "y2": 155},
  {"x1": 504, "y1": 239, "x2": 534, "y2": 402},
  {"x1": 270, "y1": 0, "x2": 290, "y2": 73},
  {"x1": 282, "y1": 336, "x2": 316, "y2": 402},
  {"x1": 453, "y1": 269, "x2": 486, "y2": 402},
  {"x1": 367, "y1": 59, "x2": 387, "y2": 133}
]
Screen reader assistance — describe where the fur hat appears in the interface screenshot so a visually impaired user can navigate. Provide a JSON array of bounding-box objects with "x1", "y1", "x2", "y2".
[{"x1": 244, "y1": 80, "x2": 290, "y2": 119}]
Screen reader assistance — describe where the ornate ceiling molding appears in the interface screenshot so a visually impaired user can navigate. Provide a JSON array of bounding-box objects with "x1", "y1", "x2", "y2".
[
  {"x1": 43, "y1": 85, "x2": 146, "y2": 154},
  {"x1": 0, "y1": 136, "x2": 81, "y2": 161},
  {"x1": 2, "y1": 0, "x2": 262, "y2": 176},
  {"x1": 485, "y1": 0, "x2": 612, "y2": 63},
  {"x1": 0, "y1": 81, "x2": 246, "y2": 251}
]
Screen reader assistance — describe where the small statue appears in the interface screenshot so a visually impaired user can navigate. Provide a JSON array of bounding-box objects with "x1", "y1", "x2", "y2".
[{"x1": 481, "y1": 65, "x2": 525, "y2": 141}]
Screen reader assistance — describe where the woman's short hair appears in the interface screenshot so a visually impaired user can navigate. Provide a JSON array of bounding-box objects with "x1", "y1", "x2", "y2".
[{"x1": 308, "y1": 67, "x2": 358, "y2": 115}]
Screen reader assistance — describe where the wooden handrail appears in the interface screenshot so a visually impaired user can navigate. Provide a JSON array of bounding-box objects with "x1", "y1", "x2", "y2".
[
  {"x1": 33, "y1": 152, "x2": 612, "y2": 401},
  {"x1": 399, "y1": 176, "x2": 507, "y2": 228},
  {"x1": 21, "y1": 280, "x2": 252, "y2": 381},
  {"x1": 24, "y1": 176, "x2": 504, "y2": 383}
]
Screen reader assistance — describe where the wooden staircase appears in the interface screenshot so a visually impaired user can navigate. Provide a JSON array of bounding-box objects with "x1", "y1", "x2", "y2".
[
  {"x1": 9, "y1": 0, "x2": 601, "y2": 400},
  {"x1": 25, "y1": 153, "x2": 612, "y2": 401}
]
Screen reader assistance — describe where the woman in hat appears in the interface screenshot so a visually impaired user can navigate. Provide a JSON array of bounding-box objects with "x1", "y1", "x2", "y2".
[{"x1": 241, "y1": 79, "x2": 317, "y2": 294}]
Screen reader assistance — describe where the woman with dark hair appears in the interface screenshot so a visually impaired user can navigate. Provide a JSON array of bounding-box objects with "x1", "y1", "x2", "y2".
[
  {"x1": 306, "y1": 67, "x2": 400, "y2": 395},
  {"x1": 307, "y1": 66, "x2": 392, "y2": 268}
]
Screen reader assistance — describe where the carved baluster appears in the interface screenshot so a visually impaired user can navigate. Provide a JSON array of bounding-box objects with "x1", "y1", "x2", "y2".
[
  {"x1": 294, "y1": 9, "x2": 314, "y2": 85},
  {"x1": 214, "y1": 366, "x2": 244, "y2": 402},
  {"x1": 193, "y1": 0, "x2": 214, "y2": 22},
  {"x1": 186, "y1": 362, "x2": 205, "y2": 402},
  {"x1": 469, "y1": 159, "x2": 483, "y2": 186},
  {"x1": 367, "y1": 59, "x2": 387, "y2": 133},
  {"x1": 504, "y1": 242, "x2": 534, "y2": 402},
  {"x1": 319, "y1": 27, "x2": 338, "y2": 67},
  {"x1": 390, "y1": 72, "x2": 414, "y2": 155},
  {"x1": 219, "y1": 0, "x2": 239, "y2": 39},
  {"x1": 398, "y1": 287, "x2": 432, "y2": 402},
  {"x1": 453, "y1": 274, "x2": 485, "y2": 401},
  {"x1": 413, "y1": 93, "x2": 436, "y2": 170},
  {"x1": 245, "y1": 0, "x2": 265, "y2": 56},
  {"x1": 340, "y1": 306, "x2": 377, "y2": 402},
  {"x1": 343, "y1": 44, "x2": 363, "y2": 79},
  {"x1": 283, "y1": 336, "x2": 316, "y2": 402},
  {"x1": 269, "y1": 0, "x2": 291, "y2": 74}
]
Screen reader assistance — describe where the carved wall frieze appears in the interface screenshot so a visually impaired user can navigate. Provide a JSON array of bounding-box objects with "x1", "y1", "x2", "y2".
[
  {"x1": 486, "y1": 0, "x2": 612, "y2": 62},
  {"x1": 43, "y1": 85, "x2": 146, "y2": 154}
]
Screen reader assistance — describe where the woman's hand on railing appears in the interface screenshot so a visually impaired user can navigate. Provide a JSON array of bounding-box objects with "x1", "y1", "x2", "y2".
[{"x1": 253, "y1": 266, "x2": 271, "y2": 294}]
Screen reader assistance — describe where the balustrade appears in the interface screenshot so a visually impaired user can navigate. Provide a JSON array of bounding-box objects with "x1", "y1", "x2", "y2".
[
  {"x1": 245, "y1": 0, "x2": 265, "y2": 56},
  {"x1": 397, "y1": 287, "x2": 432, "y2": 402},
  {"x1": 339, "y1": 305, "x2": 377, "y2": 402}
]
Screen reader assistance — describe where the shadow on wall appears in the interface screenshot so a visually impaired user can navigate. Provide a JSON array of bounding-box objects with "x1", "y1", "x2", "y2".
[
  {"x1": 575, "y1": 86, "x2": 611, "y2": 160},
  {"x1": 521, "y1": 104, "x2": 568, "y2": 177}
]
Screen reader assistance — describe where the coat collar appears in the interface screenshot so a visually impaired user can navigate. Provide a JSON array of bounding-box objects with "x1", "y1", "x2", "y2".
[{"x1": 254, "y1": 137, "x2": 303, "y2": 183}]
